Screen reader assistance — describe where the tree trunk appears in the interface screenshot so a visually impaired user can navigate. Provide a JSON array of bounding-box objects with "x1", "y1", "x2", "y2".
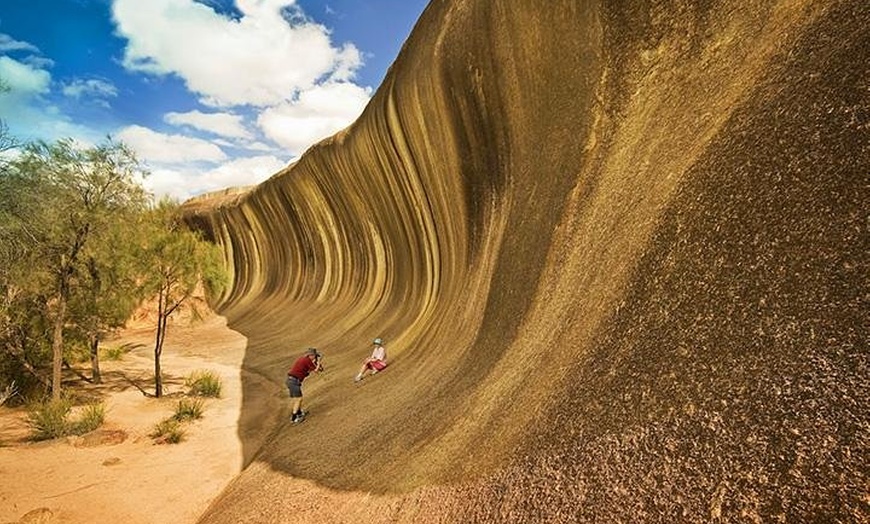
[
  {"x1": 154, "y1": 287, "x2": 166, "y2": 398},
  {"x1": 50, "y1": 289, "x2": 67, "y2": 400},
  {"x1": 154, "y1": 327, "x2": 163, "y2": 398},
  {"x1": 51, "y1": 252, "x2": 76, "y2": 400},
  {"x1": 154, "y1": 343, "x2": 162, "y2": 397},
  {"x1": 90, "y1": 335, "x2": 102, "y2": 384},
  {"x1": 87, "y1": 257, "x2": 102, "y2": 384}
]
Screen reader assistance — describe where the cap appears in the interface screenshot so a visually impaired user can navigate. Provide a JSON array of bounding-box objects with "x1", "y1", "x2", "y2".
[
  {"x1": 373, "y1": 338, "x2": 383, "y2": 345},
  {"x1": 305, "y1": 347, "x2": 321, "y2": 358}
]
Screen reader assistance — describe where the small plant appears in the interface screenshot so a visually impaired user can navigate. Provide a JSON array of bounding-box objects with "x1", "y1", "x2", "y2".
[
  {"x1": 27, "y1": 398, "x2": 107, "y2": 441},
  {"x1": 71, "y1": 402, "x2": 106, "y2": 434},
  {"x1": 151, "y1": 418, "x2": 185, "y2": 444},
  {"x1": 101, "y1": 346, "x2": 127, "y2": 361},
  {"x1": 27, "y1": 397, "x2": 72, "y2": 441},
  {"x1": 151, "y1": 393, "x2": 209, "y2": 445},
  {"x1": 173, "y1": 397, "x2": 204, "y2": 422},
  {"x1": 185, "y1": 370, "x2": 222, "y2": 398}
]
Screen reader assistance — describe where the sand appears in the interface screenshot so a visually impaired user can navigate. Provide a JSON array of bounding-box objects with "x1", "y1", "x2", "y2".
[{"x1": 0, "y1": 315, "x2": 279, "y2": 524}]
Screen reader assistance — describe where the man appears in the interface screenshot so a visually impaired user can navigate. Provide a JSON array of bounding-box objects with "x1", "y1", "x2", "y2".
[
  {"x1": 286, "y1": 348, "x2": 323, "y2": 423},
  {"x1": 354, "y1": 337, "x2": 387, "y2": 382}
]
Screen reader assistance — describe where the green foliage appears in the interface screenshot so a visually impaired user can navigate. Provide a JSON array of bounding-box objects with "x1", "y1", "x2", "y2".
[
  {"x1": 27, "y1": 397, "x2": 72, "y2": 440},
  {"x1": 26, "y1": 397, "x2": 107, "y2": 440},
  {"x1": 150, "y1": 418, "x2": 185, "y2": 444},
  {"x1": 185, "y1": 370, "x2": 222, "y2": 398},
  {"x1": 101, "y1": 345, "x2": 128, "y2": 361},
  {"x1": 140, "y1": 200, "x2": 228, "y2": 397},
  {"x1": 0, "y1": 135, "x2": 151, "y2": 397},
  {"x1": 70, "y1": 402, "x2": 105, "y2": 434},
  {"x1": 173, "y1": 397, "x2": 205, "y2": 422},
  {"x1": 0, "y1": 130, "x2": 231, "y2": 404},
  {"x1": 143, "y1": 199, "x2": 229, "y2": 303},
  {"x1": 0, "y1": 290, "x2": 53, "y2": 380},
  {"x1": 152, "y1": 394, "x2": 210, "y2": 444}
]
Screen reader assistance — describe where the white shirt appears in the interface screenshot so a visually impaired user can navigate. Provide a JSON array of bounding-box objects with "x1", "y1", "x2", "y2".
[{"x1": 371, "y1": 345, "x2": 386, "y2": 362}]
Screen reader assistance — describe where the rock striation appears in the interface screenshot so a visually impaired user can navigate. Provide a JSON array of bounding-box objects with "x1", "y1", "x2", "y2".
[{"x1": 187, "y1": 1, "x2": 868, "y2": 522}]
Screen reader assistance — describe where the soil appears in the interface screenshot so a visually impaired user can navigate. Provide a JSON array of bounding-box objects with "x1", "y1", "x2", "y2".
[{"x1": 0, "y1": 315, "x2": 280, "y2": 524}]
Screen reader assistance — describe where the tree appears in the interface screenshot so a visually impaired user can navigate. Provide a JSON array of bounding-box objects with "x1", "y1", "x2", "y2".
[
  {"x1": 67, "y1": 216, "x2": 148, "y2": 383},
  {"x1": 142, "y1": 200, "x2": 227, "y2": 397},
  {"x1": 1, "y1": 138, "x2": 149, "y2": 398},
  {"x1": 0, "y1": 123, "x2": 51, "y2": 393}
]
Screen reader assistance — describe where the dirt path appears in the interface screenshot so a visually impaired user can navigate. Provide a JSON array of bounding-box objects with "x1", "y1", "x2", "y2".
[{"x1": 0, "y1": 316, "x2": 280, "y2": 524}]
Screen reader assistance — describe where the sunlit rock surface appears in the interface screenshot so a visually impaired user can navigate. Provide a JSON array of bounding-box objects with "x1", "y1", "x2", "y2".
[{"x1": 185, "y1": 1, "x2": 868, "y2": 522}]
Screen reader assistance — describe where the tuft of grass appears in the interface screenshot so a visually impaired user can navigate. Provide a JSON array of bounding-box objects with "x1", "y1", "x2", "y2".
[
  {"x1": 101, "y1": 346, "x2": 127, "y2": 361},
  {"x1": 151, "y1": 393, "x2": 210, "y2": 445},
  {"x1": 70, "y1": 402, "x2": 105, "y2": 435},
  {"x1": 173, "y1": 397, "x2": 204, "y2": 422},
  {"x1": 151, "y1": 418, "x2": 185, "y2": 444},
  {"x1": 27, "y1": 398, "x2": 107, "y2": 441},
  {"x1": 27, "y1": 398, "x2": 72, "y2": 441},
  {"x1": 185, "y1": 370, "x2": 222, "y2": 398}
]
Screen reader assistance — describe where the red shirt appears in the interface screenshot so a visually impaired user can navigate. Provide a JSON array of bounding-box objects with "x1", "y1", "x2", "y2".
[{"x1": 288, "y1": 355, "x2": 317, "y2": 381}]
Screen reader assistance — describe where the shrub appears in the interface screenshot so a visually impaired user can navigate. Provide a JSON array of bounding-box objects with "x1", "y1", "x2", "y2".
[
  {"x1": 173, "y1": 397, "x2": 204, "y2": 422},
  {"x1": 70, "y1": 402, "x2": 106, "y2": 435},
  {"x1": 151, "y1": 418, "x2": 185, "y2": 444},
  {"x1": 101, "y1": 346, "x2": 127, "y2": 361},
  {"x1": 27, "y1": 398, "x2": 72, "y2": 441},
  {"x1": 185, "y1": 370, "x2": 222, "y2": 398},
  {"x1": 27, "y1": 398, "x2": 107, "y2": 440}
]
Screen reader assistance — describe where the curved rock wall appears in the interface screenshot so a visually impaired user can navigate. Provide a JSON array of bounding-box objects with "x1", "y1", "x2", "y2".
[{"x1": 187, "y1": 0, "x2": 868, "y2": 522}]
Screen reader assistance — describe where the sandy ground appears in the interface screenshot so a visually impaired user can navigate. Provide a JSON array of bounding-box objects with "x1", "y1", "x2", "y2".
[{"x1": 0, "y1": 315, "x2": 281, "y2": 524}]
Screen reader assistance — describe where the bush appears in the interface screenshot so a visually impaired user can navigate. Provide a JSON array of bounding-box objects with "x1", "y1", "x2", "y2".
[
  {"x1": 27, "y1": 398, "x2": 72, "y2": 441},
  {"x1": 27, "y1": 398, "x2": 107, "y2": 441},
  {"x1": 151, "y1": 418, "x2": 185, "y2": 444},
  {"x1": 185, "y1": 370, "x2": 222, "y2": 398},
  {"x1": 173, "y1": 397, "x2": 204, "y2": 422},
  {"x1": 71, "y1": 402, "x2": 105, "y2": 434},
  {"x1": 151, "y1": 393, "x2": 210, "y2": 445},
  {"x1": 101, "y1": 346, "x2": 127, "y2": 361}
]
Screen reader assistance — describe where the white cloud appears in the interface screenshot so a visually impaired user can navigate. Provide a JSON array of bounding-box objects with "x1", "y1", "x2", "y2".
[
  {"x1": 117, "y1": 125, "x2": 228, "y2": 163},
  {"x1": 165, "y1": 110, "x2": 252, "y2": 139},
  {"x1": 212, "y1": 138, "x2": 237, "y2": 148},
  {"x1": 244, "y1": 141, "x2": 275, "y2": 152},
  {"x1": 0, "y1": 50, "x2": 111, "y2": 144},
  {"x1": 61, "y1": 78, "x2": 118, "y2": 99},
  {"x1": 0, "y1": 96, "x2": 103, "y2": 144},
  {"x1": 0, "y1": 34, "x2": 40, "y2": 54},
  {"x1": 112, "y1": 0, "x2": 364, "y2": 107},
  {"x1": 257, "y1": 81, "x2": 369, "y2": 153},
  {"x1": 197, "y1": 154, "x2": 288, "y2": 189},
  {"x1": 142, "y1": 154, "x2": 290, "y2": 200},
  {"x1": 0, "y1": 56, "x2": 50, "y2": 94}
]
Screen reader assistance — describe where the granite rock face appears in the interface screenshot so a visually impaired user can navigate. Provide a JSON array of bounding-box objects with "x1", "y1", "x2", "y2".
[{"x1": 188, "y1": 1, "x2": 868, "y2": 522}]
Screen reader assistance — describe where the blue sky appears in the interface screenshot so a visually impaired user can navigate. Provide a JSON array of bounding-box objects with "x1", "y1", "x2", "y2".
[{"x1": 0, "y1": 0, "x2": 428, "y2": 199}]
